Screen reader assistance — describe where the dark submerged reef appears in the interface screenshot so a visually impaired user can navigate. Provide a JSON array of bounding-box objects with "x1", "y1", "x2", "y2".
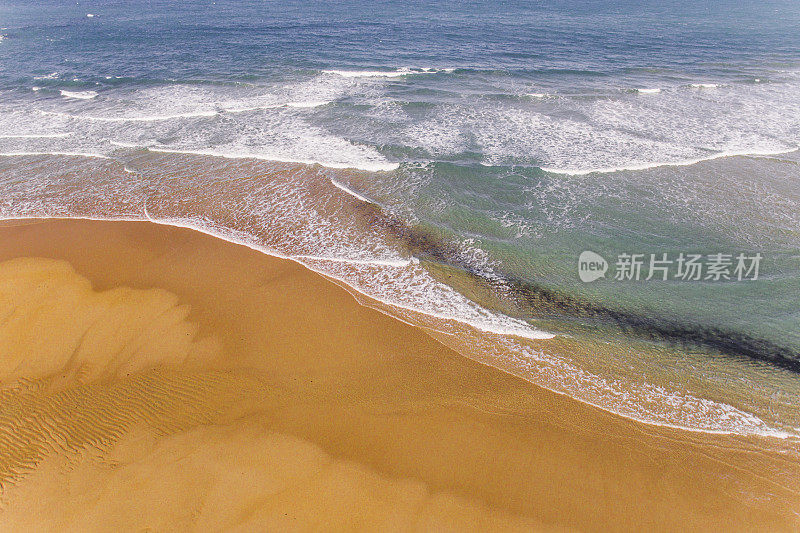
[{"x1": 352, "y1": 201, "x2": 800, "y2": 373}]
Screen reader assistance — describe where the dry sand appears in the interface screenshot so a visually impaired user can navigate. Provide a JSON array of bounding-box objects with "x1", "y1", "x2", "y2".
[{"x1": 0, "y1": 218, "x2": 797, "y2": 531}]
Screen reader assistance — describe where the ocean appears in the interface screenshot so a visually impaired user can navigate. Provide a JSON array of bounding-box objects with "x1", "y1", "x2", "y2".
[{"x1": 1, "y1": 0, "x2": 800, "y2": 438}]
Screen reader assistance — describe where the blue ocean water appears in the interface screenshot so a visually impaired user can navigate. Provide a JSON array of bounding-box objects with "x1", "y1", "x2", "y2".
[{"x1": 1, "y1": 0, "x2": 800, "y2": 436}]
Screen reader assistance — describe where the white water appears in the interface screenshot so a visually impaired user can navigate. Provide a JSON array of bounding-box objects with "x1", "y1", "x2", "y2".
[
  {"x1": 4, "y1": 70, "x2": 799, "y2": 175},
  {"x1": 60, "y1": 90, "x2": 98, "y2": 100},
  {"x1": 2, "y1": 70, "x2": 800, "y2": 439}
]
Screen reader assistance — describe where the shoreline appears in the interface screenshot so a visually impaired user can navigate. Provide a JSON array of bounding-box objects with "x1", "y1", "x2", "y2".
[
  {"x1": 0, "y1": 218, "x2": 798, "y2": 530},
  {"x1": 2, "y1": 214, "x2": 793, "y2": 440}
]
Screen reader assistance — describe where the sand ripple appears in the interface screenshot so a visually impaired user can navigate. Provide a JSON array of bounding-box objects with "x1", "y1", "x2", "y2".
[{"x1": 0, "y1": 257, "x2": 543, "y2": 531}]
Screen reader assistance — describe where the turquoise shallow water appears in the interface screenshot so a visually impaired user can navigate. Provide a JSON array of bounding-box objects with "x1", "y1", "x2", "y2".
[{"x1": 1, "y1": 0, "x2": 799, "y2": 436}]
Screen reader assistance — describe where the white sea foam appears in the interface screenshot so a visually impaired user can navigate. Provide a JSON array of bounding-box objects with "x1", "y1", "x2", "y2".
[
  {"x1": 16, "y1": 71, "x2": 800, "y2": 180},
  {"x1": 0, "y1": 150, "x2": 109, "y2": 159},
  {"x1": 0, "y1": 132, "x2": 72, "y2": 139},
  {"x1": 322, "y1": 68, "x2": 449, "y2": 78},
  {"x1": 399, "y1": 77, "x2": 800, "y2": 175},
  {"x1": 221, "y1": 104, "x2": 283, "y2": 113},
  {"x1": 541, "y1": 146, "x2": 799, "y2": 175},
  {"x1": 42, "y1": 109, "x2": 218, "y2": 121},
  {"x1": 292, "y1": 254, "x2": 411, "y2": 268},
  {"x1": 60, "y1": 90, "x2": 98, "y2": 100},
  {"x1": 114, "y1": 213, "x2": 551, "y2": 342},
  {"x1": 285, "y1": 100, "x2": 330, "y2": 108},
  {"x1": 330, "y1": 178, "x2": 372, "y2": 202},
  {"x1": 221, "y1": 100, "x2": 330, "y2": 113},
  {"x1": 147, "y1": 146, "x2": 399, "y2": 172},
  {"x1": 323, "y1": 69, "x2": 412, "y2": 78},
  {"x1": 689, "y1": 83, "x2": 719, "y2": 89},
  {"x1": 110, "y1": 140, "x2": 148, "y2": 148},
  {"x1": 488, "y1": 337, "x2": 794, "y2": 439},
  {"x1": 30, "y1": 82, "x2": 393, "y2": 173},
  {"x1": 635, "y1": 88, "x2": 661, "y2": 94}
]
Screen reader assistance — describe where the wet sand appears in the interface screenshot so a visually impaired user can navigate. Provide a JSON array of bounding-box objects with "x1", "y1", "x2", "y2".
[{"x1": 0, "y1": 218, "x2": 797, "y2": 531}]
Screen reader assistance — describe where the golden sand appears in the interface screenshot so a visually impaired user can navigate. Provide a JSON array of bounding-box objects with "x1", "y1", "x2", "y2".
[{"x1": 0, "y1": 219, "x2": 797, "y2": 531}]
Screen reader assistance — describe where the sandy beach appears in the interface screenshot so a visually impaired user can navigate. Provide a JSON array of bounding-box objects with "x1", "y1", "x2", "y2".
[
  {"x1": 0, "y1": 218, "x2": 795, "y2": 531},
  {"x1": 2, "y1": 0, "x2": 800, "y2": 529}
]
